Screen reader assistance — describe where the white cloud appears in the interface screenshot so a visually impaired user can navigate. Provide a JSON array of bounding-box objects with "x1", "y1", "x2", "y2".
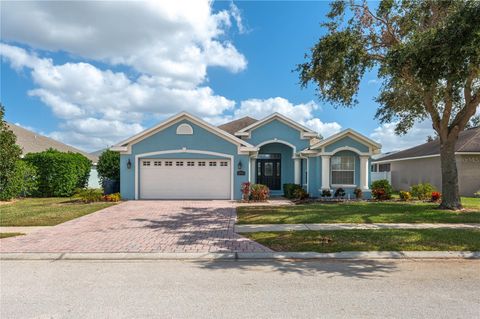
[
  {"x1": 1, "y1": 0, "x2": 246, "y2": 85},
  {"x1": 234, "y1": 97, "x2": 342, "y2": 137},
  {"x1": 367, "y1": 79, "x2": 381, "y2": 85},
  {"x1": 370, "y1": 120, "x2": 435, "y2": 153}
]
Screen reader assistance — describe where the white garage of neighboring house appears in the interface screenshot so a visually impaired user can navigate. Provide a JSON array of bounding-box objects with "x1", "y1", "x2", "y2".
[{"x1": 8, "y1": 123, "x2": 101, "y2": 188}]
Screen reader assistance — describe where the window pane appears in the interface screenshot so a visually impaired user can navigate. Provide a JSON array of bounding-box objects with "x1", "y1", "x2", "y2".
[
  {"x1": 331, "y1": 156, "x2": 354, "y2": 170},
  {"x1": 332, "y1": 171, "x2": 354, "y2": 184},
  {"x1": 264, "y1": 162, "x2": 273, "y2": 176}
]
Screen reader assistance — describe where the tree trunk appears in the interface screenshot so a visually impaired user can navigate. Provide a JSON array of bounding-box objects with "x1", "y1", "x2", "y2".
[{"x1": 439, "y1": 135, "x2": 462, "y2": 210}]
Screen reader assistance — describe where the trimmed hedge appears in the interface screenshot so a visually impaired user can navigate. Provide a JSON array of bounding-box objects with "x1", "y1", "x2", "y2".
[
  {"x1": 24, "y1": 149, "x2": 91, "y2": 197},
  {"x1": 283, "y1": 183, "x2": 303, "y2": 199}
]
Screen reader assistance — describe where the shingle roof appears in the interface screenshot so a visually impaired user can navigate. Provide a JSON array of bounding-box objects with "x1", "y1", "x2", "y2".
[
  {"x1": 8, "y1": 123, "x2": 99, "y2": 163},
  {"x1": 374, "y1": 126, "x2": 480, "y2": 162},
  {"x1": 217, "y1": 116, "x2": 258, "y2": 135}
]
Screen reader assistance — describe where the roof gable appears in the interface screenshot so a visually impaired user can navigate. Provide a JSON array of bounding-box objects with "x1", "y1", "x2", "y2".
[
  {"x1": 235, "y1": 113, "x2": 318, "y2": 138},
  {"x1": 309, "y1": 129, "x2": 381, "y2": 153},
  {"x1": 111, "y1": 112, "x2": 254, "y2": 152}
]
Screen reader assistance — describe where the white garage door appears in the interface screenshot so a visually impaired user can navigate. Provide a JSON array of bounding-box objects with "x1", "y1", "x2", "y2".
[{"x1": 139, "y1": 159, "x2": 231, "y2": 199}]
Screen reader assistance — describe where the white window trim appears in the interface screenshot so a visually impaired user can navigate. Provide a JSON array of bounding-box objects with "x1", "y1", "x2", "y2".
[
  {"x1": 135, "y1": 149, "x2": 234, "y2": 200},
  {"x1": 330, "y1": 156, "x2": 355, "y2": 186}
]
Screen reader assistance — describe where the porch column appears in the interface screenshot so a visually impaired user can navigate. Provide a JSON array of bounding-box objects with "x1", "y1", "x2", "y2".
[
  {"x1": 321, "y1": 155, "x2": 330, "y2": 189},
  {"x1": 294, "y1": 157, "x2": 301, "y2": 185},
  {"x1": 360, "y1": 156, "x2": 370, "y2": 190},
  {"x1": 249, "y1": 157, "x2": 256, "y2": 183}
]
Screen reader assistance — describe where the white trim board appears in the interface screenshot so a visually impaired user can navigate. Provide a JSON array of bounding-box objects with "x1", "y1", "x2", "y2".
[
  {"x1": 134, "y1": 149, "x2": 234, "y2": 200},
  {"x1": 112, "y1": 112, "x2": 253, "y2": 154},
  {"x1": 310, "y1": 128, "x2": 381, "y2": 151},
  {"x1": 255, "y1": 139, "x2": 297, "y2": 158},
  {"x1": 373, "y1": 152, "x2": 480, "y2": 164},
  {"x1": 234, "y1": 113, "x2": 319, "y2": 139}
]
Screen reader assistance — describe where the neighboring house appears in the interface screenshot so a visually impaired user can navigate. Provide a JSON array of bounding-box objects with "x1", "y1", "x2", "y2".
[
  {"x1": 8, "y1": 123, "x2": 101, "y2": 188},
  {"x1": 372, "y1": 127, "x2": 480, "y2": 196},
  {"x1": 111, "y1": 112, "x2": 381, "y2": 200}
]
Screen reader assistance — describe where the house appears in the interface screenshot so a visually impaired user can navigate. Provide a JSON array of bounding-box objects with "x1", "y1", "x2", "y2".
[
  {"x1": 372, "y1": 126, "x2": 480, "y2": 196},
  {"x1": 111, "y1": 112, "x2": 381, "y2": 200},
  {"x1": 8, "y1": 123, "x2": 101, "y2": 188}
]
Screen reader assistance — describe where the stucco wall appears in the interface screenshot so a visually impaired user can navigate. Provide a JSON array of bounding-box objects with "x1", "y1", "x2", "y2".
[
  {"x1": 245, "y1": 119, "x2": 310, "y2": 151},
  {"x1": 120, "y1": 119, "x2": 249, "y2": 200},
  {"x1": 390, "y1": 154, "x2": 480, "y2": 196}
]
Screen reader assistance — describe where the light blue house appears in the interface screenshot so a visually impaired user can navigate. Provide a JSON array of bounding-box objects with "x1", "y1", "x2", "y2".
[{"x1": 111, "y1": 112, "x2": 381, "y2": 200}]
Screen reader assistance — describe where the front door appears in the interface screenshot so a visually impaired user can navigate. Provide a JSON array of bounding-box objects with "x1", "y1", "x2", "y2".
[{"x1": 256, "y1": 155, "x2": 281, "y2": 190}]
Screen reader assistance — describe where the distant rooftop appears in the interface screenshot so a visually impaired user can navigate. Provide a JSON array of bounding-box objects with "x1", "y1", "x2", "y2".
[
  {"x1": 374, "y1": 126, "x2": 480, "y2": 162},
  {"x1": 8, "y1": 123, "x2": 99, "y2": 163}
]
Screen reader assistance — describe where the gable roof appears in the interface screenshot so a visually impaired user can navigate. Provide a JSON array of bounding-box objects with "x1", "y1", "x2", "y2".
[
  {"x1": 374, "y1": 126, "x2": 480, "y2": 162},
  {"x1": 235, "y1": 112, "x2": 319, "y2": 138},
  {"x1": 309, "y1": 128, "x2": 381, "y2": 151},
  {"x1": 111, "y1": 112, "x2": 254, "y2": 152},
  {"x1": 217, "y1": 116, "x2": 257, "y2": 135},
  {"x1": 8, "y1": 123, "x2": 98, "y2": 163}
]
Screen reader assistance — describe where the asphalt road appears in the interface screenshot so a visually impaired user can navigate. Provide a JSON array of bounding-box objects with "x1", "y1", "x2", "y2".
[{"x1": 1, "y1": 259, "x2": 479, "y2": 318}]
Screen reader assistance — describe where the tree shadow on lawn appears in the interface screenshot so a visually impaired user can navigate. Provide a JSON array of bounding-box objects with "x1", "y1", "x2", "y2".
[{"x1": 192, "y1": 259, "x2": 398, "y2": 280}]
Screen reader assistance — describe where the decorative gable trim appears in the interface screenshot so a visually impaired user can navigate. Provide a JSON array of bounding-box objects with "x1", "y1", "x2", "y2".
[
  {"x1": 234, "y1": 113, "x2": 319, "y2": 139},
  {"x1": 309, "y1": 129, "x2": 381, "y2": 152},
  {"x1": 111, "y1": 112, "x2": 254, "y2": 154}
]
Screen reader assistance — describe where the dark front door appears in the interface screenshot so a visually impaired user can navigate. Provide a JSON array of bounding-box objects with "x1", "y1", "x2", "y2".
[{"x1": 256, "y1": 157, "x2": 281, "y2": 190}]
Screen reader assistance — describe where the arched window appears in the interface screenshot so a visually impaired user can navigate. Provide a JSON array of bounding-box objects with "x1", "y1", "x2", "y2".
[
  {"x1": 176, "y1": 123, "x2": 193, "y2": 135},
  {"x1": 331, "y1": 156, "x2": 355, "y2": 185}
]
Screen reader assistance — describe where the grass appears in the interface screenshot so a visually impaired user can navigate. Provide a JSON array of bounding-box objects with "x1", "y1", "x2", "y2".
[
  {"x1": 0, "y1": 232, "x2": 25, "y2": 239},
  {"x1": 245, "y1": 229, "x2": 480, "y2": 252},
  {"x1": 237, "y1": 197, "x2": 480, "y2": 224},
  {"x1": 0, "y1": 197, "x2": 117, "y2": 226}
]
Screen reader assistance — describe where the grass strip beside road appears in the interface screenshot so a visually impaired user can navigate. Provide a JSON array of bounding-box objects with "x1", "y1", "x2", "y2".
[{"x1": 244, "y1": 229, "x2": 480, "y2": 252}]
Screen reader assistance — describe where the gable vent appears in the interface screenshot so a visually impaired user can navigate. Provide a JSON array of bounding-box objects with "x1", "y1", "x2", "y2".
[{"x1": 176, "y1": 123, "x2": 193, "y2": 135}]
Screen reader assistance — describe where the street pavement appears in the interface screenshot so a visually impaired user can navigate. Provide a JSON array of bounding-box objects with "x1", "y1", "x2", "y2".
[{"x1": 1, "y1": 259, "x2": 479, "y2": 318}]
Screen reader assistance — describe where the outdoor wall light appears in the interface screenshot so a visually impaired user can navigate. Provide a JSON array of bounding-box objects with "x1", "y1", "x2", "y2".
[
  {"x1": 237, "y1": 160, "x2": 243, "y2": 170},
  {"x1": 127, "y1": 159, "x2": 132, "y2": 169}
]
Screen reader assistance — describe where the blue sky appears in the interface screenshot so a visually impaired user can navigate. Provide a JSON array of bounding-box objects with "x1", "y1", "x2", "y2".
[{"x1": 1, "y1": 1, "x2": 433, "y2": 152}]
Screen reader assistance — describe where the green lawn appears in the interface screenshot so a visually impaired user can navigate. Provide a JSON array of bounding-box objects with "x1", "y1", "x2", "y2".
[
  {"x1": 245, "y1": 229, "x2": 480, "y2": 252},
  {"x1": 0, "y1": 232, "x2": 25, "y2": 239},
  {"x1": 0, "y1": 198, "x2": 117, "y2": 226},
  {"x1": 237, "y1": 197, "x2": 480, "y2": 224}
]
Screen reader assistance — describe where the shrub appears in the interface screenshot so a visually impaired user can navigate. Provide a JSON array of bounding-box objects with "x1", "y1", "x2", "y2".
[
  {"x1": 321, "y1": 189, "x2": 332, "y2": 197},
  {"x1": 24, "y1": 149, "x2": 91, "y2": 197},
  {"x1": 399, "y1": 191, "x2": 412, "y2": 201},
  {"x1": 0, "y1": 104, "x2": 23, "y2": 201},
  {"x1": 0, "y1": 160, "x2": 38, "y2": 200},
  {"x1": 431, "y1": 191, "x2": 441, "y2": 202},
  {"x1": 371, "y1": 179, "x2": 393, "y2": 200},
  {"x1": 334, "y1": 188, "x2": 346, "y2": 198},
  {"x1": 283, "y1": 183, "x2": 303, "y2": 199},
  {"x1": 474, "y1": 190, "x2": 480, "y2": 198},
  {"x1": 250, "y1": 184, "x2": 270, "y2": 201},
  {"x1": 354, "y1": 188, "x2": 363, "y2": 199},
  {"x1": 73, "y1": 188, "x2": 103, "y2": 203},
  {"x1": 293, "y1": 188, "x2": 309, "y2": 200},
  {"x1": 241, "y1": 182, "x2": 251, "y2": 201},
  {"x1": 410, "y1": 183, "x2": 436, "y2": 200},
  {"x1": 103, "y1": 192, "x2": 121, "y2": 202},
  {"x1": 97, "y1": 150, "x2": 120, "y2": 185}
]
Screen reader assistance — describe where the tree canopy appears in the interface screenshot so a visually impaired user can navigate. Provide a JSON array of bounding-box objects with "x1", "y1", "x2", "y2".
[{"x1": 298, "y1": 0, "x2": 480, "y2": 209}]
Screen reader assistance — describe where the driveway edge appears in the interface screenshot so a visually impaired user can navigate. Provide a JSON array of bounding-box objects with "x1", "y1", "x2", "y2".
[{"x1": 1, "y1": 251, "x2": 479, "y2": 261}]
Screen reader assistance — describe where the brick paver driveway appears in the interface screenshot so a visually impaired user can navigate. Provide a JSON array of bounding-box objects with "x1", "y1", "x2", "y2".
[{"x1": 0, "y1": 201, "x2": 271, "y2": 253}]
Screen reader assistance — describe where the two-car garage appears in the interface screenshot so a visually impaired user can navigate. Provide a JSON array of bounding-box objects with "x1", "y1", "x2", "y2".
[{"x1": 139, "y1": 158, "x2": 232, "y2": 199}]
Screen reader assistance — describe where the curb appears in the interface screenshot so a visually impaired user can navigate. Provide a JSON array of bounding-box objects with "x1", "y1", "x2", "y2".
[{"x1": 1, "y1": 251, "x2": 479, "y2": 261}]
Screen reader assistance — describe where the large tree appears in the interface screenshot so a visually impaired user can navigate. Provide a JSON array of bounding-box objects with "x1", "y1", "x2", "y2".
[{"x1": 298, "y1": 0, "x2": 480, "y2": 209}]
